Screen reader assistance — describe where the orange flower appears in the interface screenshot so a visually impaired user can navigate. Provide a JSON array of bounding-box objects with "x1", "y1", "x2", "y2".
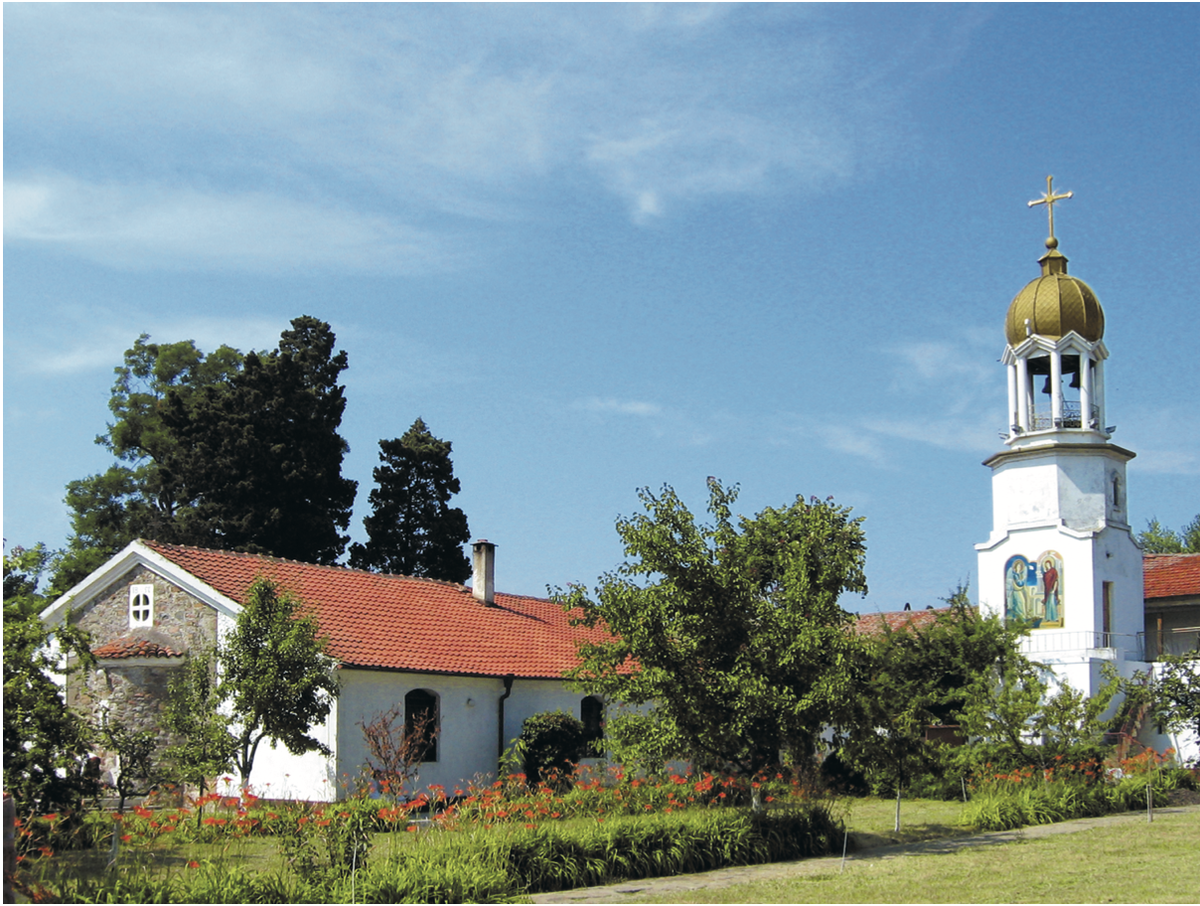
[{"x1": 188, "y1": 860, "x2": 200, "y2": 869}]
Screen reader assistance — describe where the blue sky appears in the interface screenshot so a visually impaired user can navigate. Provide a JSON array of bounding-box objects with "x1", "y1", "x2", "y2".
[{"x1": 4, "y1": 3, "x2": 1198, "y2": 613}]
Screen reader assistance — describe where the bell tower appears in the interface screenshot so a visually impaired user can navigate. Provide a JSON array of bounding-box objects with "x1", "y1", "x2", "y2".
[{"x1": 976, "y1": 178, "x2": 1145, "y2": 694}]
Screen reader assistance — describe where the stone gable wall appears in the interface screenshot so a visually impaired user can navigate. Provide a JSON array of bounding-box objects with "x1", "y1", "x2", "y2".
[
  {"x1": 67, "y1": 566, "x2": 221, "y2": 781},
  {"x1": 70, "y1": 565, "x2": 219, "y2": 654}
]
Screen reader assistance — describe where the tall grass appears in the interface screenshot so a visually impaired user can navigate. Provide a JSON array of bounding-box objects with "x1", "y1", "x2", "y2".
[{"x1": 962, "y1": 748, "x2": 1193, "y2": 831}]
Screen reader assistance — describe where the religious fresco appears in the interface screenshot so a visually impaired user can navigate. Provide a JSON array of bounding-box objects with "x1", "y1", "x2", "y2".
[{"x1": 1004, "y1": 551, "x2": 1064, "y2": 628}]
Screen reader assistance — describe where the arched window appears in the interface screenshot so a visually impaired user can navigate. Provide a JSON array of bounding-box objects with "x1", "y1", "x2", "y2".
[
  {"x1": 581, "y1": 695, "x2": 604, "y2": 755},
  {"x1": 129, "y1": 584, "x2": 154, "y2": 628},
  {"x1": 404, "y1": 689, "x2": 439, "y2": 763}
]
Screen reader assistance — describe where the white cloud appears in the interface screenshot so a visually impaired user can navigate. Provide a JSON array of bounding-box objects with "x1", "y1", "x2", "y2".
[
  {"x1": 574, "y1": 397, "x2": 664, "y2": 418},
  {"x1": 816, "y1": 425, "x2": 892, "y2": 467},
  {"x1": 4, "y1": 174, "x2": 453, "y2": 274},
  {"x1": 867, "y1": 416, "x2": 1002, "y2": 455},
  {"x1": 1135, "y1": 450, "x2": 1200, "y2": 476},
  {"x1": 7, "y1": 313, "x2": 284, "y2": 377},
  {"x1": 2, "y1": 2, "x2": 948, "y2": 259}
]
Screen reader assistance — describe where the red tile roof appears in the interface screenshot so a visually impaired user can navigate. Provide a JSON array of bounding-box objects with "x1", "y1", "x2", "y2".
[
  {"x1": 93, "y1": 635, "x2": 186, "y2": 660},
  {"x1": 854, "y1": 607, "x2": 953, "y2": 637},
  {"x1": 1144, "y1": 553, "x2": 1200, "y2": 601},
  {"x1": 143, "y1": 541, "x2": 611, "y2": 679}
]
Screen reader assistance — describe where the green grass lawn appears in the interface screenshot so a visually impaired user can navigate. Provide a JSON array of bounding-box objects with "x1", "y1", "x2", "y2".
[
  {"x1": 630, "y1": 807, "x2": 1200, "y2": 904},
  {"x1": 834, "y1": 796, "x2": 973, "y2": 848}
]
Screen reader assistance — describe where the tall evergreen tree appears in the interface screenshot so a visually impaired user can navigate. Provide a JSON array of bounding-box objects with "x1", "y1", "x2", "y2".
[
  {"x1": 161, "y1": 316, "x2": 358, "y2": 564},
  {"x1": 349, "y1": 418, "x2": 471, "y2": 582},
  {"x1": 53, "y1": 336, "x2": 242, "y2": 592}
]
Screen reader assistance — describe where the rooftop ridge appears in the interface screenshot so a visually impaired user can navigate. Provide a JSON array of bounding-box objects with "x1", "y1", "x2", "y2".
[{"x1": 141, "y1": 538, "x2": 475, "y2": 593}]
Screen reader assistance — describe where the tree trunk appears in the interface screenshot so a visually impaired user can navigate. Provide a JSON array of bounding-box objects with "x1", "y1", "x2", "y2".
[{"x1": 894, "y1": 787, "x2": 902, "y2": 834}]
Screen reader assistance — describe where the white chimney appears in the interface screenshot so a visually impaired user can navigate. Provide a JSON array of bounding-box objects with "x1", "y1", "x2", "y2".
[{"x1": 472, "y1": 540, "x2": 496, "y2": 606}]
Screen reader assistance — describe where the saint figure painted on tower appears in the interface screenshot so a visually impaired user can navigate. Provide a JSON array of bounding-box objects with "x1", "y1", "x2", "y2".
[
  {"x1": 1003, "y1": 551, "x2": 1064, "y2": 628},
  {"x1": 1036, "y1": 550, "x2": 1064, "y2": 628}
]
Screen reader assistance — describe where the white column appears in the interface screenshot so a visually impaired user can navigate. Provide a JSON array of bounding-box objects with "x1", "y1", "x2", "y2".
[
  {"x1": 1007, "y1": 363, "x2": 1018, "y2": 435},
  {"x1": 1016, "y1": 356, "x2": 1029, "y2": 431},
  {"x1": 1080, "y1": 353, "x2": 1093, "y2": 430},
  {"x1": 1050, "y1": 351, "x2": 1063, "y2": 426},
  {"x1": 1095, "y1": 358, "x2": 1106, "y2": 430}
]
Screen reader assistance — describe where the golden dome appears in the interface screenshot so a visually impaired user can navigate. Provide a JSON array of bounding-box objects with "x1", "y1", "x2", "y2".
[{"x1": 1004, "y1": 239, "x2": 1104, "y2": 346}]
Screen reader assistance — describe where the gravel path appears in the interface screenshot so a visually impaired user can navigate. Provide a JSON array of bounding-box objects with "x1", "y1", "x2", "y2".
[{"x1": 530, "y1": 803, "x2": 1200, "y2": 903}]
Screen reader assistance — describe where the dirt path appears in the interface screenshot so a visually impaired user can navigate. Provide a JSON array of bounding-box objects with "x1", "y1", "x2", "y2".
[{"x1": 530, "y1": 804, "x2": 1200, "y2": 904}]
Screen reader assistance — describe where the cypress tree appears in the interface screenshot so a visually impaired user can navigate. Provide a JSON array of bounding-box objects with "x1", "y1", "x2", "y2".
[{"x1": 349, "y1": 418, "x2": 471, "y2": 582}]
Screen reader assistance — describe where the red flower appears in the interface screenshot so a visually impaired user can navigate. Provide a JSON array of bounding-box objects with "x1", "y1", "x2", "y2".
[{"x1": 188, "y1": 861, "x2": 200, "y2": 869}]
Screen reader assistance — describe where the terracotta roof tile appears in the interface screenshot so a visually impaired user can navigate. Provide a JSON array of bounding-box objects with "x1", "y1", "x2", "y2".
[
  {"x1": 143, "y1": 541, "x2": 611, "y2": 679},
  {"x1": 1144, "y1": 553, "x2": 1200, "y2": 600},
  {"x1": 93, "y1": 635, "x2": 186, "y2": 660},
  {"x1": 854, "y1": 607, "x2": 954, "y2": 638}
]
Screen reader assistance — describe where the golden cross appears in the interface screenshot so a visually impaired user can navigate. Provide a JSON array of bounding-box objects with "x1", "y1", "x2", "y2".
[{"x1": 1027, "y1": 175, "x2": 1073, "y2": 240}]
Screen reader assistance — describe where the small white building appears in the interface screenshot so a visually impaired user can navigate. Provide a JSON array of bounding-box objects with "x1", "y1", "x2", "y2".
[
  {"x1": 974, "y1": 194, "x2": 1198, "y2": 762},
  {"x1": 40, "y1": 539, "x2": 609, "y2": 801}
]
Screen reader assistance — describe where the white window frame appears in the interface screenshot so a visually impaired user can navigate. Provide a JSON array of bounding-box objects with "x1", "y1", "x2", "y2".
[{"x1": 129, "y1": 584, "x2": 154, "y2": 628}]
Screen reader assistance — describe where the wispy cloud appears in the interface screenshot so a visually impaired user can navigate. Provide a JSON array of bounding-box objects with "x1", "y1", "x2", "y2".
[
  {"x1": 1121, "y1": 406, "x2": 1200, "y2": 476},
  {"x1": 816, "y1": 425, "x2": 892, "y2": 467},
  {"x1": 574, "y1": 397, "x2": 665, "y2": 418},
  {"x1": 4, "y1": 174, "x2": 454, "y2": 275},
  {"x1": 6, "y1": 312, "x2": 284, "y2": 377},
  {"x1": 2, "y1": 3, "x2": 965, "y2": 269}
]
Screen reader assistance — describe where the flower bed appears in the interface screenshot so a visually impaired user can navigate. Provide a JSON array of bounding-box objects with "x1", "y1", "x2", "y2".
[
  {"x1": 962, "y1": 748, "x2": 1195, "y2": 832},
  {"x1": 9, "y1": 768, "x2": 839, "y2": 903}
]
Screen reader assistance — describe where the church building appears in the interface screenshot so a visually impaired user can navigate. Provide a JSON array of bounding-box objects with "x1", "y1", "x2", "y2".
[
  {"x1": 39, "y1": 539, "x2": 610, "y2": 802},
  {"x1": 974, "y1": 178, "x2": 1198, "y2": 761},
  {"x1": 39, "y1": 178, "x2": 1198, "y2": 798}
]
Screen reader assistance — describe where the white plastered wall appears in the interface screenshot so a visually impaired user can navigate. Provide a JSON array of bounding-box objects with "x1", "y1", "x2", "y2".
[{"x1": 333, "y1": 671, "x2": 602, "y2": 797}]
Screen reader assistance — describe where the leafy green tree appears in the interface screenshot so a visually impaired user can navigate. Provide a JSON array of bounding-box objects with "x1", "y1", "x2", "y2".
[
  {"x1": 162, "y1": 316, "x2": 357, "y2": 564},
  {"x1": 843, "y1": 590, "x2": 1024, "y2": 829},
  {"x1": 951, "y1": 656, "x2": 1119, "y2": 775},
  {"x1": 1137, "y1": 515, "x2": 1200, "y2": 553},
  {"x1": 1138, "y1": 652, "x2": 1200, "y2": 757},
  {"x1": 3, "y1": 543, "x2": 98, "y2": 816},
  {"x1": 219, "y1": 578, "x2": 339, "y2": 787},
  {"x1": 4, "y1": 542, "x2": 54, "y2": 612},
  {"x1": 349, "y1": 418, "x2": 471, "y2": 581},
  {"x1": 97, "y1": 717, "x2": 162, "y2": 815},
  {"x1": 557, "y1": 479, "x2": 870, "y2": 806},
  {"x1": 162, "y1": 648, "x2": 237, "y2": 804},
  {"x1": 52, "y1": 337, "x2": 243, "y2": 593}
]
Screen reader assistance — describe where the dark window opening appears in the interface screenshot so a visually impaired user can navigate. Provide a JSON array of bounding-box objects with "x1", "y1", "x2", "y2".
[
  {"x1": 404, "y1": 689, "x2": 438, "y2": 763},
  {"x1": 581, "y1": 696, "x2": 604, "y2": 755}
]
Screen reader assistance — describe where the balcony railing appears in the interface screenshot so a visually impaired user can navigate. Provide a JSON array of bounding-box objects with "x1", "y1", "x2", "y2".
[
  {"x1": 1138, "y1": 628, "x2": 1200, "y2": 662},
  {"x1": 1019, "y1": 631, "x2": 1143, "y2": 659},
  {"x1": 1027, "y1": 400, "x2": 1101, "y2": 431}
]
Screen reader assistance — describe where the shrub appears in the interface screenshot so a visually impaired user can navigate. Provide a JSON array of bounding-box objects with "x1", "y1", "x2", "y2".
[{"x1": 517, "y1": 711, "x2": 588, "y2": 788}]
